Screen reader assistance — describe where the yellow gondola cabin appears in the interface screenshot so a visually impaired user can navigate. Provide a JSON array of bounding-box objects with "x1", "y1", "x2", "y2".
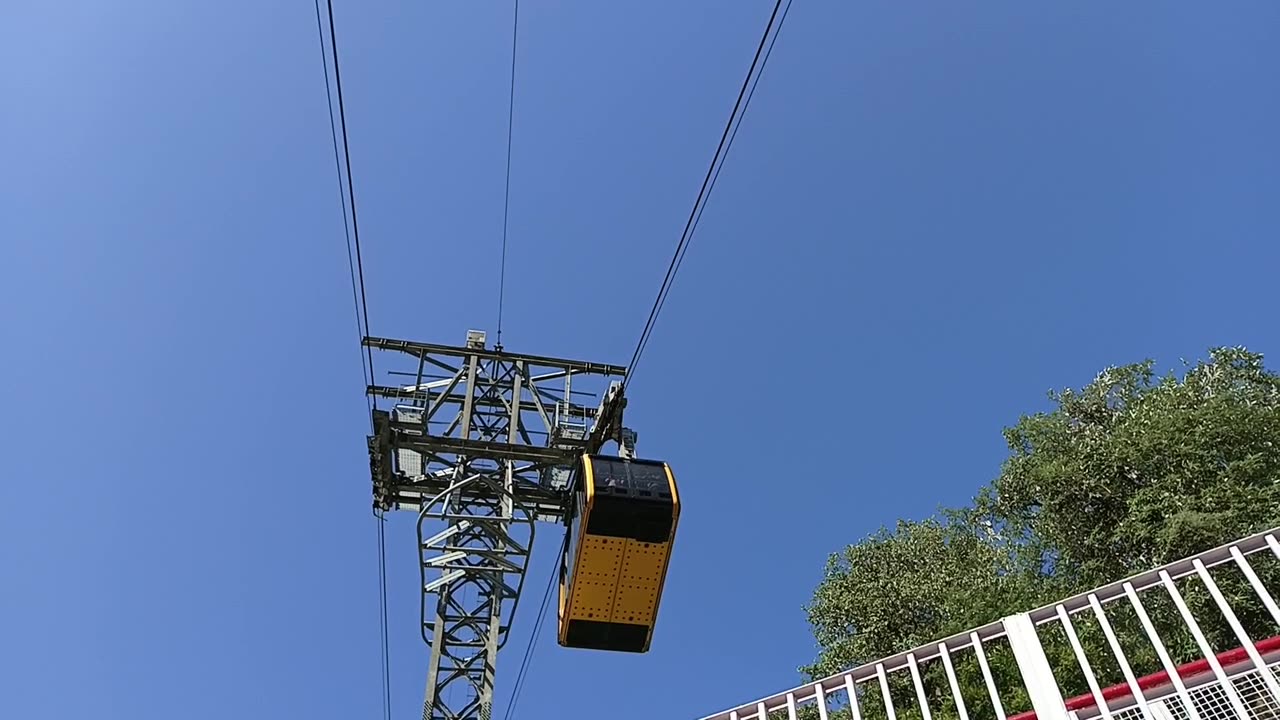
[{"x1": 557, "y1": 454, "x2": 680, "y2": 653}]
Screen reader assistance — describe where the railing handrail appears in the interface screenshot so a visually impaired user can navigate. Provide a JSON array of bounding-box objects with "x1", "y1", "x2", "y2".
[
  {"x1": 1006, "y1": 635, "x2": 1280, "y2": 720},
  {"x1": 696, "y1": 525, "x2": 1280, "y2": 720}
]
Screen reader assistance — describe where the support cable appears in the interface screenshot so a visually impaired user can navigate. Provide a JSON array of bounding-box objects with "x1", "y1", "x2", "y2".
[
  {"x1": 500, "y1": 534, "x2": 567, "y2": 720},
  {"x1": 314, "y1": 1, "x2": 390, "y2": 717},
  {"x1": 505, "y1": 4, "x2": 794, "y2": 714},
  {"x1": 324, "y1": 0, "x2": 378, "y2": 401},
  {"x1": 496, "y1": 0, "x2": 521, "y2": 349},
  {"x1": 313, "y1": 0, "x2": 372, "y2": 406},
  {"x1": 377, "y1": 511, "x2": 392, "y2": 720},
  {"x1": 624, "y1": 0, "x2": 794, "y2": 389}
]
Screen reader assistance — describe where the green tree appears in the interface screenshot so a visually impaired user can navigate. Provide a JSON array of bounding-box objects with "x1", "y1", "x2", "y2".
[
  {"x1": 796, "y1": 512, "x2": 1046, "y2": 720},
  {"x1": 796, "y1": 348, "x2": 1280, "y2": 720},
  {"x1": 804, "y1": 512, "x2": 1046, "y2": 678},
  {"x1": 983, "y1": 346, "x2": 1280, "y2": 588}
]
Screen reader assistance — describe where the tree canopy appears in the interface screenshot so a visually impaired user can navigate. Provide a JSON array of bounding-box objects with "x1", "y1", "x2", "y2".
[{"x1": 796, "y1": 347, "x2": 1280, "y2": 720}]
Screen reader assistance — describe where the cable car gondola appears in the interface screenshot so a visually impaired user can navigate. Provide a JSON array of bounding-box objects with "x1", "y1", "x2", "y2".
[{"x1": 557, "y1": 453, "x2": 680, "y2": 653}]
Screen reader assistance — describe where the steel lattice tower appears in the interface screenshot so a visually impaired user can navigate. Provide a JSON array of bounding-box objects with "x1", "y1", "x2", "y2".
[{"x1": 366, "y1": 330, "x2": 631, "y2": 719}]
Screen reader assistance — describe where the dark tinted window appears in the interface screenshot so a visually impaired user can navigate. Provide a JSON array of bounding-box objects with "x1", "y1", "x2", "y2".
[
  {"x1": 627, "y1": 462, "x2": 668, "y2": 494},
  {"x1": 589, "y1": 457, "x2": 668, "y2": 494},
  {"x1": 584, "y1": 457, "x2": 674, "y2": 542},
  {"x1": 592, "y1": 457, "x2": 628, "y2": 490}
]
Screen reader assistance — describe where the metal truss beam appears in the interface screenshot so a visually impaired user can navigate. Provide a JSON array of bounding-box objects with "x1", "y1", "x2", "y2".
[{"x1": 366, "y1": 331, "x2": 628, "y2": 720}]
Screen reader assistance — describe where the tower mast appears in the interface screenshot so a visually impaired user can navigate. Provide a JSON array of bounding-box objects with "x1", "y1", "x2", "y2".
[{"x1": 366, "y1": 330, "x2": 629, "y2": 719}]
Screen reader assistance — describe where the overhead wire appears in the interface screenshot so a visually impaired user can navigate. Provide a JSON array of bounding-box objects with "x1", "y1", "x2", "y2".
[
  {"x1": 635, "y1": 0, "x2": 795, "y2": 376},
  {"x1": 496, "y1": 0, "x2": 521, "y2": 349},
  {"x1": 314, "y1": 0, "x2": 793, "y2": 715},
  {"x1": 500, "y1": 533, "x2": 567, "y2": 720},
  {"x1": 503, "y1": 5, "x2": 795, "y2": 718},
  {"x1": 314, "y1": 0, "x2": 391, "y2": 717},
  {"x1": 376, "y1": 510, "x2": 392, "y2": 720},
  {"x1": 324, "y1": 0, "x2": 378, "y2": 397},
  {"x1": 624, "y1": 0, "x2": 794, "y2": 390},
  {"x1": 313, "y1": 0, "x2": 372, "y2": 405}
]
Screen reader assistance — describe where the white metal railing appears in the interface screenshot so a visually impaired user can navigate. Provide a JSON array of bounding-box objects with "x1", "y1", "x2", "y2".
[{"x1": 696, "y1": 527, "x2": 1280, "y2": 720}]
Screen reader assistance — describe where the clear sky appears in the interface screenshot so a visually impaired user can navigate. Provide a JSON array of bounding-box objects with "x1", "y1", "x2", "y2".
[{"x1": 3, "y1": 1, "x2": 1279, "y2": 718}]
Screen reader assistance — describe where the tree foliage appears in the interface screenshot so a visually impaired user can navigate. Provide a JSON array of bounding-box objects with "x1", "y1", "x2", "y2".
[
  {"x1": 797, "y1": 348, "x2": 1280, "y2": 720},
  {"x1": 982, "y1": 347, "x2": 1280, "y2": 586}
]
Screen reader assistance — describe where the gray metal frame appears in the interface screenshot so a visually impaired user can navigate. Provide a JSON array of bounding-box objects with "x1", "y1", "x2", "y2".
[{"x1": 365, "y1": 331, "x2": 629, "y2": 720}]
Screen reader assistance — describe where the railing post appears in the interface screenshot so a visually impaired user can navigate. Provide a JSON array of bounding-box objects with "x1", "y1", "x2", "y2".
[{"x1": 1004, "y1": 612, "x2": 1070, "y2": 720}]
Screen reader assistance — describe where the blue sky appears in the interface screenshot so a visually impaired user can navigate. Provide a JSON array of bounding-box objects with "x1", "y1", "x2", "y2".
[{"x1": 3, "y1": 1, "x2": 1279, "y2": 718}]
